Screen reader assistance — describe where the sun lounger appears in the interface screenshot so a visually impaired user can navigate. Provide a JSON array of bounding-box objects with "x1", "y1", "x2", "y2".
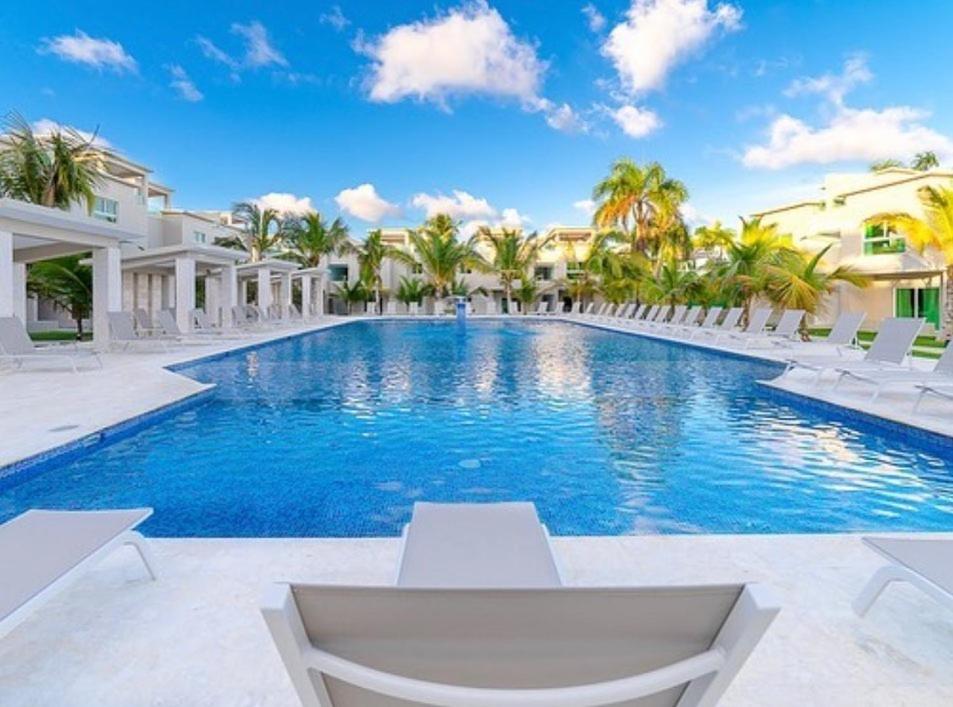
[
  {"x1": 820, "y1": 318, "x2": 924, "y2": 386},
  {"x1": 108, "y1": 311, "x2": 177, "y2": 351},
  {"x1": 717, "y1": 308, "x2": 772, "y2": 345},
  {"x1": 914, "y1": 380, "x2": 953, "y2": 412},
  {"x1": 672, "y1": 306, "x2": 721, "y2": 338},
  {"x1": 663, "y1": 305, "x2": 701, "y2": 333},
  {"x1": 741, "y1": 309, "x2": 805, "y2": 348},
  {"x1": 834, "y1": 341, "x2": 953, "y2": 402},
  {"x1": 133, "y1": 308, "x2": 163, "y2": 336},
  {"x1": 262, "y1": 501, "x2": 779, "y2": 707},
  {"x1": 0, "y1": 508, "x2": 155, "y2": 639},
  {"x1": 854, "y1": 536, "x2": 953, "y2": 618},
  {"x1": 154, "y1": 310, "x2": 222, "y2": 344},
  {"x1": 811, "y1": 312, "x2": 866, "y2": 354},
  {"x1": 0, "y1": 316, "x2": 102, "y2": 373},
  {"x1": 630, "y1": 304, "x2": 662, "y2": 328},
  {"x1": 648, "y1": 304, "x2": 686, "y2": 330},
  {"x1": 693, "y1": 307, "x2": 742, "y2": 340}
]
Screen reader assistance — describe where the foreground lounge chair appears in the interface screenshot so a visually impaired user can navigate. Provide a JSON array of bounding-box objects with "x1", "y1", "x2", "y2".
[
  {"x1": 108, "y1": 312, "x2": 177, "y2": 351},
  {"x1": 262, "y1": 502, "x2": 779, "y2": 707},
  {"x1": 0, "y1": 316, "x2": 102, "y2": 373},
  {"x1": 835, "y1": 341, "x2": 953, "y2": 403},
  {"x1": 133, "y1": 308, "x2": 162, "y2": 337},
  {"x1": 914, "y1": 381, "x2": 953, "y2": 412},
  {"x1": 854, "y1": 536, "x2": 953, "y2": 618},
  {"x1": 0, "y1": 508, "x2": 155, "y2": 639}
]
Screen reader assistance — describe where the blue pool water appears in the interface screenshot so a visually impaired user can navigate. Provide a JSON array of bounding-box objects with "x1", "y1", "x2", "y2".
[{"x1": 2, "y1": 319, "x2": 953, "y2": 537}]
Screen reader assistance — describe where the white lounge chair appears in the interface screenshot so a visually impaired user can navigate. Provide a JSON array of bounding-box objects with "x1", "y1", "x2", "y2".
[
  {"x1": 0, "y1": 316, "x2": 101, "y2": 373},
  {"x1": 0, "y1": 508, "x2": 156, "y2": 639},
  {"x1": 743, "y1": 309, "x2": 805, "y2": 348},
  {"x1": 914, "y1": 381, "x2": 953, "y2": 412},
  {"x1": 717, "y1": 307, "x2": 772, "y2": 345},
  {"x1": 630, "y1": 304, "x2": 662, "y2": 328},
  {"x1": 835, "y1": 340, "x2": 953, "y2": 403},
  {"x1": 568, "y1": 301, "x2": 582, "y2": 316},
  {"x1": 693, "y1": 307, "x2": 742, "y2": 340},
  {"x1": 262, "y1": 502, "x2": 779, "y2": 707},
  {"x1": 854, "y1": 536, "x2": 953, "y2": 618},
  {"x1": 534, "y1": 301, "x2": 548, "y2": 315},
  {"x1": 810, "y1": 312, "x2": 866, "y2": 354},
  {"x1": 108, "y1": 312, "x2": 177, "y2": 351},
  {"x1": 648, "y1": 304, "x2": 686, "y2": 330},
  {"x1": 191, "y1": 308, "x2": 246, "y2": 338},
  {"x1": 154, "y1": 310, "x2": 222, "y2": 344},
  {"x1": 673, "y1": 306, "x2": 721, "y2": 338},
  {"x1": 663, "y1": 305, "x2": 702, "y2": 333}
]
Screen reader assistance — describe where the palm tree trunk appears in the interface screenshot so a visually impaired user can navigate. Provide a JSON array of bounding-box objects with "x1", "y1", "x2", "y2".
[{"x1": 944, "y1": 264, "x2": 953, "y2": 339}]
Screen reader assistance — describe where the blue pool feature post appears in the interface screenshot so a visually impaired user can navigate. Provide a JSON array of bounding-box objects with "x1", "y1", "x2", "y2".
[{"x1": 455, "y1": 296, "x2": 467, "y2": 322}]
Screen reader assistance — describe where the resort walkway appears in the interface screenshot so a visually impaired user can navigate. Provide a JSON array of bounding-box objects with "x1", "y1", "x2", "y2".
[{"x1": 1, "y1": 533, "x2": 952, "y2": 706}]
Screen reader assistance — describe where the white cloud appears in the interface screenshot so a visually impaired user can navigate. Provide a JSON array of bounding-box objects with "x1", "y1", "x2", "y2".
[
  {"x1": 412, "y1": 190, "x2": 497, "y2": 219},
  {"x1": 320, "y1": 6, "x2": 351, "y2": 32},
  {"x1": 582, "y1": 4, "x2": 607, "y2": 32},
  {"x1": 544, "y1": 102, "x2": 589, "y2": 133},
  {"x1": 602, "y1": 0, "x2": 742, "y2": 95},
  {"x1": 167, "y1": 65, "x2": 203, "y2": 102},
  {"x1": 610, "y1": 103, "x2": 662, "y2": 137},
  {"x1": 38, "y1": 30, "x2": 137, "y2": 74},
  {"x1": 784, "y1": 53, "x2": 871, "y2": 106},
  {"x1": 231, "y1": 21, "x2": 287, "y2": 68},
  {"x1": 500, "y1": 207, "x2": 529, "y2": 228},
  {"x1": 742, "y1": 107, "x2": 953, "y2": 170},
  {"x1": 30, "y1": 119, "x2": 111, "y2": 147},
  {"x1": 359, "y1": 1, "x2": 546, "y2": 110},
  {"x1": 335, "y1": 183, "x2": 401, "y2": 222},
  {"x1": 573, "y1": 198, "x2": 596, "y2": 216},
  {"x1": 253, "y1": 192, "x2": 315, "y2": 216},
  {"x1": 196, "y1": 36, "x2": 239, "y2": 71}
]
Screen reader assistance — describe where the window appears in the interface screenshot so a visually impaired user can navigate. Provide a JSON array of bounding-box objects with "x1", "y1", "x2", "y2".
[
  {"x1": 534, "y1": 266, "x2": 553, "y2": 281},
  {"x1": 329, "y1": 265, "x2": 349, "y2": 282},
  {"x1": 566, "y1": 262, "x2": 584, "y2": 280},
  {"x1": 412, "y1": 263, "x2": 423, "y2": 275},
  {"x1": 92, "y1": 196, "x2": 118, "y2": 223},
  {"x1": 193, "y1": 230, "x2": 207, "y2": 244},
  {"x1": 864, "y1": 223, "x2": 905, "y2": 255},
  {"x1": 896, "y1": 287, "x2": 940, "y2": 328}
]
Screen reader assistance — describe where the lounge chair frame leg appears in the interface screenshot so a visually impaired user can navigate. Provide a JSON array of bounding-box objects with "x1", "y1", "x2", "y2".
[
  {"x1": 122, "y1": 531, "x2": 158, "y2": 580},
  {"x1": 852, "y1": 565, "x2": 912, "y2": 616}
]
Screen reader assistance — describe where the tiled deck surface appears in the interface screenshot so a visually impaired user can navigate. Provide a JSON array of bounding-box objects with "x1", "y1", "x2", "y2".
[{"x1": 2, "y1": 534, "x2": 953, "y2": 706}]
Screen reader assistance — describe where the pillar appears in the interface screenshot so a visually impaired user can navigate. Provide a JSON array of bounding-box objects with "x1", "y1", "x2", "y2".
[
  {"x1": 174, "y1": 257, "x2": 196, "y2": 332},
  {"x1": 279, "y1": 272, "x2": 292, "y2": 317},
  {"x1": 0, "y1": 230, "x2": 13, "y2": 318},
  {"x1": 204, "y1": 274, "x2": 220, "y2": 326},
  {"x1": 222, "y1": 264, "x2": 238, "y2": 328},
  {"x1": 300, "y1": 275, "x2": 312, "y2": 319},
  {"x1": 149, "y1": 274, "x2": 163, "y2": 315},
  {"x1": 239, "y1": 278, "x2": 248, "y2": 307},
  {"x1": 257, "y1": 267, "x2": 272, "y2": 310},
  {"x1": 162, "y1": 274, "x2": 176, "y2": 310},
  {"x1": 13, "y1": 262, "x2": 27, "y2": 323},
  {"x1": 92, "y1": 246, "x2": 121, "y2": 350}
]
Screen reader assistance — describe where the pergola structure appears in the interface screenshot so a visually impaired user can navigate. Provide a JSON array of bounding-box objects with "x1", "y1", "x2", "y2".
[
  {"x1": 0, "y1": 198, "x2": 126, "y2": 349},
  {"x1": 236, "y1": 259, "x2": 300, "y2": 316},
  {"x1": 289, "y1": 267, "x2": 327, "y2": 318},
  {"x1": 120, "y1": 244, "x2": 247, "y2": 331}
]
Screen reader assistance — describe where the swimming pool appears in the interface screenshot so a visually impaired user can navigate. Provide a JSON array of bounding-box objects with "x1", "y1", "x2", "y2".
[{"x1": 2, "y1": 319, "x2": 953, "y2": 537}]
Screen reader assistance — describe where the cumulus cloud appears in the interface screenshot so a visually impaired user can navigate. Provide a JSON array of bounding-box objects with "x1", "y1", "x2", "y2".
[
  {"x1": 412, "y1": 190, "x2": 497, "y2": 219},
  {"x1": 254, "y1": 192, "x2": 315, "y2": 216},
  {"x1": 359, "y1": 1, "x2": 546, "y2": 110},
  {"x1": 38, "y1": 30, "x2": 137, "y2": 73},
  {"x1": 167, "y1": 65, "x2": 203, "y2": 102},
  {"x1": 743, "y1": 55, "x2": 953, "y2": 169},
  {"x1": 582, "y1": 4, "x2": 607, "y2": 32},
  {"x1": 573, "y1": 199, "x2": 596, "y2": 216},
  {"x1": 602, "y1": 0, "x2": 742, "y2": 95},
  {"x1": 196, "y1": 20, "x2": 287, "y2": 78},
  {"x1": 609, "y1": 104, "x2": 662, "y2": 137},
  {"x1": 320, "y1": 6, "x2": 351, "y2": 32},
  {"x1": 335, "y1": 184, "x2": 401, "y2": 222},
  {"x1": 499, "y1": 207, "x2": 530, "y2": 228}
]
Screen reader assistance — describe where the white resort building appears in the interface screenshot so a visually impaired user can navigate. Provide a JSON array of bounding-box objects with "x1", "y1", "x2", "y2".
[{"x1": 753, "y1": 167, "x2": 951, "y2": 332}]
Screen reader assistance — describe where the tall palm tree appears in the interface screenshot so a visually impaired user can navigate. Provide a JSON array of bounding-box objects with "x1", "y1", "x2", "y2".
[
  {"x1": 26, "y1": 255, "x2": 92, "y2": 339},
  {"x1": 647, "y1": 261, "x2": 700, "y2": 306},
  {"x1": 283, "y1": 212, "x2": 349, "y2": 267},
  {"x1": 867, "y1": 184, "x2": 953, "y2": 336},
  {"x1": 0, "y1": 113, "x2": 103, "y2": 212},
  {"x1": 912, "y1": 151, "x2": 940, "y2": 171},
  {"x1": 693, "y1": 221, "x2": 736, "y2": 262},
  {"x1": 342, "y1": 229, "x2": 400, "y2": 315},
  {"x1": 391, "y1": 214, "x2": 488, "y2": 306},
  {"x1": 478, "y1": 227, "x2": 553, "y2": 314},
  {"x1": 592, "y1": 158, "x2": 688, "y2": 254},
  {"x1": 220, "y1": 201, "x2": 285, "y2": 262}
]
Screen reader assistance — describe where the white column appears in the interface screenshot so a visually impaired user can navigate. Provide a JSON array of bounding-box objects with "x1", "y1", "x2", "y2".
[
  {"x1": 92, "y1": 246, "x2": 121, "y2": 350},
  {"x1": 149, "y1": 274, "x2": 163, "y2": 315},
  {"x1": 13, "y1": 262, "x2": 27, "y2": 322},
  {"x1": 300, "y1": 275, "x2": 312, "y2": 319},
  {"x1": 174, "y1": 257, "x2": 196, "y2": 332},
  {"x1": 279, "y1": 272, "x2": 292, "y2": 317},
  {"x1": 239, "y1": 278, "x2": 248, "y2": 306},
  {"x1": 317, "y1": 273, "x2": 327, "y2": 316},
  {"x1": 204, "y1": 274, "x2": 220, "y2": 325},
  {"x1": 0, "y1": 230, "x2": 13, "y2": 318},
  {"x1": 162, "y1": 275, "x2": 176, "y2": 310},
  {"x1": 222, "y1": 264, "x2": 238, "y2": 327},
  {"x1": 257, "y1": 267, "x2": 272, "y2": 310},
  {"x1": 135, "y1": 273, "x2": 150, "y2": 311}
]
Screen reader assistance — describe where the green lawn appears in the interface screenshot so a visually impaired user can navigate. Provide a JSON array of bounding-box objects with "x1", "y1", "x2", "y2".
[
  {"x1": 29, "y1": 330, "x2": 91, "y2": 342},
  {"x1": 808, "y1": 327, "x2": 948, "y2": 359}
]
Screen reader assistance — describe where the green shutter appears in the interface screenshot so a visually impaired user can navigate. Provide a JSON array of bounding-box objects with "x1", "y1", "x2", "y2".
[
  {"x1": 895, "y1": 288, "x2": 915, "y2": 318},
  {"x1": 923, "y1": 287, "x2": 941, "y2": 328}
]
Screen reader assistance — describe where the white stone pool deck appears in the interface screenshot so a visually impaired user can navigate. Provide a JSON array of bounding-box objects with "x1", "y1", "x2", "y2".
[
  {"x1": 2, "y1": 534, "x2": 953, "y2": 706},
  {"x1": 2, "y1": 314, "x2": 952, "y2": 705}
]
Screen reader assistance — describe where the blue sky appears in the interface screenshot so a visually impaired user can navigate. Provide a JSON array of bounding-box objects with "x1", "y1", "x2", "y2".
[{"x1": 2, "y1": 0, "x2": 953, "y2": 236}]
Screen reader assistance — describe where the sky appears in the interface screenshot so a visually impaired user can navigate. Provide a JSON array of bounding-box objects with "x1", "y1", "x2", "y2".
[{"x1": 2, "y1": 0, "x2": 953, "y2": 237}]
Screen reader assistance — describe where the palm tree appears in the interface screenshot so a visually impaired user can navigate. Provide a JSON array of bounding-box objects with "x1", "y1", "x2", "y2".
[
  {"x1": 395, "y1": 276, "x2": 431, "y2": 307},
  {"x1": 0, "y1": 113, "x2": 103, "y2": 212},
  {"x1": 343, "y1": 229, "x2": 400, "y2": 315},
  {"x1": 283, "y1": 212, "x2": 349, "y2": 267},
  {"x1": 479, "y1": 227, "x2": 553, "y2": 314},
  {"x1": 218, "y1": 201, "x2": 286, "y2": 261},
  {"x1": 647, "y1": 261, "x2": 700, "y2": 306},
  {"x1": 391, "y1": 215, "x2": 488, "y2": 306},
  {"x1": 513, "y1": 277, "x2": 542, "y2": 314},
  {"x1": 869, "y1": 158, "x2": 904, "y2": 172},
  {"x1": 866, "y1": 185, "x2": 953, "y2": 336},
  {"x1": 592, "y1": 158, "x2": 688, "y2": 254},
  {"x1": 693, "y1": 221, "x2": 736, "y2": 262},
  {"x1": 912, "y1": 151, "x2": 940, "y2": 171},
  {"x1": 26, "y1": 255, "x2": 92, "y2": 338},
  {"x1": 335, "y1": 279, "x2": 367, "y2": 315},
  {"x1": 754, "y1": 246, "x2": 869, "y2": 337}
]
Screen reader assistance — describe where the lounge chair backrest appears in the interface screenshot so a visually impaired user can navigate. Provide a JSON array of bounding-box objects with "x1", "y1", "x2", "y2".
[
  {"x1": 231, "y1": 305, "x2": 248, "y2": 324},
  {"x1": 933, "y1": 343, "x2": 953, "y2": 376},
  {"x1": 825, "y1": 312, "x2": 866, "y2": 345},
  {"x1": 771, "y1": 309, "x2": 804, "y2": 338},
  {"x1": 107, "y1": 312, "x2": 138, "y2": 341},
  {"x1": 262, "y1": 582, "x2": 779, "y2": 707},
  {"x1": 743, "y1": 308, "x2": 773, "y2": 334},
  {"x1": 155, "y1": 310, "x2": 183, "y2": 336},
  {"x1": 192, "y1": 309, "x2": 213, "y2": 330},
  {"x1": 246, "y1": 305, "x2": 263, "y2": 322},
  {"x1": 718, "y1": 307, "x2": 743, "y2": 331},
  {"x1": 667, "y1": 305, "x2": 687, "y2": 325},
  {"x1": 535, "y1": 301, "x2": 546, "y2": 314},
  {"x1": 698, "y1": 307, "x2": 722, "y2": 329},
  {"x1": 629, "y1": 304, "x2": 643, "y2": 320},
  {"x1": 643, "y1": 305, "x2": 660, "y2": 322},
  {"x1": 133, "y1": 308, "x2": 153, "y2": 331},
  {"x1": 571, "y1": 302, "x2": 582, "y2": 314},
  {"x1": 681, "y1": 305, "x2": 702, "y2": 328},
  {"x1": 596, "y1": 303, "x2": 609, "y2": 316},
  {"x1": 866, "y1": 317, "x2": 923, "y2": 364},
  {"x1": 0, "y1": 316, "x2": 36, "y2": 355},
  {"x1": 652, "y1": 305, "x2": 668, "y2": 322},
  {"x1": 618, "y1": 303, "x2": 633, "y2": 318}
]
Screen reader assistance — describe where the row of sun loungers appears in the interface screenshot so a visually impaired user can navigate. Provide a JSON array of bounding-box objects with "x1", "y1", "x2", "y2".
[{"x1": 6, "y1": 500, "x2": 950, "y2": 705}]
